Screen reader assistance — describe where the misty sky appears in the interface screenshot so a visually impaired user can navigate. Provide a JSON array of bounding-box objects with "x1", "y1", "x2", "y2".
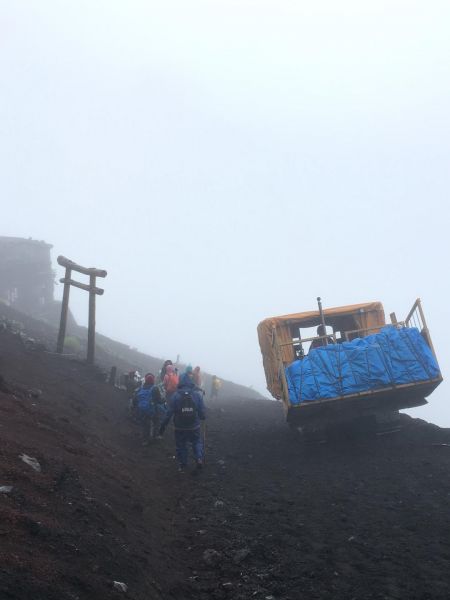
[{"x1": 1, "y1": 1, "x2": 450, "y2": 424}]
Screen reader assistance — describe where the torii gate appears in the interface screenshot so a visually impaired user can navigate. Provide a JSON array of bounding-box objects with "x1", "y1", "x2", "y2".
[{"x1": 56, "y1": 255, "x2": 107, "y2": 365}]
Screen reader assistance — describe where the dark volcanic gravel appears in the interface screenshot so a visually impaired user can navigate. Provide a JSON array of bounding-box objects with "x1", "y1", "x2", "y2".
[{"x1": 1, "y1": 326, "x2": 450, "y2": 600}]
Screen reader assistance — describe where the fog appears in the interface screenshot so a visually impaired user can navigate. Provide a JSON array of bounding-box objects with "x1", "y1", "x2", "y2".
[{"x1": 1, "y1": 2, "x2": 449, "y2": 422}]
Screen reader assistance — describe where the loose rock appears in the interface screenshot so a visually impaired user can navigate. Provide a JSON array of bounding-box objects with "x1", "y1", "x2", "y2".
[
  {"x1": 234, "y1": 548, "x2": 251, "y2": 564},
  {"x1": 222, "y1": 581, "x2": 234, "y2": 590},
  {"x1": 203, "y1": 549, "x2": 222, "y2": 566},
  {"x1": 19, "y1": 454, "x2": 41, "y2": 472},
  {"x1": 113, "y1": 581, "x2": 128, "y2": 592}
]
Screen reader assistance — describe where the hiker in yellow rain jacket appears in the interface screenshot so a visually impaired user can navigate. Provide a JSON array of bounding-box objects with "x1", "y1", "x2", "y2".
[{"x1": 210, "y1": 375, "x2": 222, "y2": 402}]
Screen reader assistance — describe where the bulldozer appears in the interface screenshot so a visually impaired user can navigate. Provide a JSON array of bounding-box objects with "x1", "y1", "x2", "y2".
[{"x1": 258, "y1": 298, "x2": 442, "y2": 436}]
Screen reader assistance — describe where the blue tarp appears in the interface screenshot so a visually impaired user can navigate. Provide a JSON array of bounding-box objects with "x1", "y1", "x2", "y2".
[{"x1": 285, "y1": 326, "x2": 441, "y2": 405}]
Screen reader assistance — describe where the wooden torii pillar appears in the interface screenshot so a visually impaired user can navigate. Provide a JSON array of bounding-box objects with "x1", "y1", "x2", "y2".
[{"x1": 56, "y1": 255, "x2": 107, "y2": 365}]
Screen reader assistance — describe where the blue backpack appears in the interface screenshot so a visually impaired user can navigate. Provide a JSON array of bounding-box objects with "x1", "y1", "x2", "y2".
[{"x1": 136, "y1": 386, "x2": 155, "y2": 416}]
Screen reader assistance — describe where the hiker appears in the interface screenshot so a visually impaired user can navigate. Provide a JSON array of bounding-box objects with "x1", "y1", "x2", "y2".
[
  {"x1": 136, "y1": 373, "x2": 165, "y2": 445},
  {"x1": 193, "y1": 366, "x2": 203, "y2": 390},
  {"x1": 158, "y1": 359, "x2": 173, "y2": 383},
  {"x1": 128, "y1": 371, "x2": 143, "y2": 418},
  {"x1": 179, "y1": 364, "x2": 194, "y2": 387},
  {"x1": 163, "y1": 364, "x2": 179, "y2": 406},
  {"x1": 210, "y1": 375, "x2": 222, "y2": 401},
  {"x1": 309, "y1": 325, "x2": 333, "y2": 351},
  {"x1": 126, "y1": 370, "x2": 141, "y2": 395},
  {"x1": 159, "y1": 374, "x2": 206, "y2": 472},
  {"x1": 293, "y1": 343, "x2": 305, "y2": 360}
]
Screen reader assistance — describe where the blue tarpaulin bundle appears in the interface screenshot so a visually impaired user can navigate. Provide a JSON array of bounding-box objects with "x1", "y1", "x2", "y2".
[{"x1": 285, "y1": 326, "x2": 440, "y2": 405}]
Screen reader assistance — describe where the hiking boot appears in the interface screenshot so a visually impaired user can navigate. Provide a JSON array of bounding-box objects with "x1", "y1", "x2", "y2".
[
  {"x1": 196, "y1": 459, "x2": 203, "y2": 470},
  {"x1": 178, "y1": 465, "x2": 187, "y2": 473}
]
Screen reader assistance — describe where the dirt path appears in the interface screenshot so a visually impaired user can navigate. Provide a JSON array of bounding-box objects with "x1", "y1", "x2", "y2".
[
  {"x1": 1, "y1": 327, "x2": 450, "y2": 600},
  {"x1": 158, "y1": 400, "x2": 450, "y2": 600}
]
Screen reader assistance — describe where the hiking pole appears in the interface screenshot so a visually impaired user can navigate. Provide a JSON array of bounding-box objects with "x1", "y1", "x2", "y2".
[{"x1": 202, "y1": 421, "x2": 207, "y2": 465}]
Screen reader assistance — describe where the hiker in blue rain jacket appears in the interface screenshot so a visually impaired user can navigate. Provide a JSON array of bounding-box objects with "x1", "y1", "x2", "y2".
[
  {"x1": 136, "y1": 373, "x2": 166, "y2": 445},
  {"x1": 179, "y1": 365, "x2": 204, "y2": 396},
  {"x1": 159, "y1": 375, "x2": 206, "y2": 472}
]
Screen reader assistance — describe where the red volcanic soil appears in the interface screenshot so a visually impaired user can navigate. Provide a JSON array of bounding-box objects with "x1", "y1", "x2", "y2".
[{"x1": 1, "y1": 325, "x2": 450, "y2": 599}]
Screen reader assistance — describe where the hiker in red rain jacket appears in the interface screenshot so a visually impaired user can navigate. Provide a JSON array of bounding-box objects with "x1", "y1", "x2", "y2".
[
  {"x1": 163, "y1": 364, "x2": 179, "y2": 406},
  {"x1": 158, "y1": 359, "x2": 173, "y2": 383}
]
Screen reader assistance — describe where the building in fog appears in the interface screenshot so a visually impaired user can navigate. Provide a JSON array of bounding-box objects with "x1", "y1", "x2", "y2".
[{"x1": 0, "y1": 236, "x2": 54, "y2": 316}]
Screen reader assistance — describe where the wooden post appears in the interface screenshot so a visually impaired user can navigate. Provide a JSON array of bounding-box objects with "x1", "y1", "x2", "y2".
[
  {"x1": 56, "y1": 266, "x2": 72, "y2": 354},
  {"x1": 87, "y1": 273, "x2": 96, "y2": 365},
  {"x1": 109, "y1": 366, "x2": 117, "y2": 386}
]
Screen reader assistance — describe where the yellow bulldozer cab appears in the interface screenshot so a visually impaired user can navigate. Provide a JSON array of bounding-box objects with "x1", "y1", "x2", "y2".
[{"x1": 258, "y1": 301, "x2": 386, "y2": 400}]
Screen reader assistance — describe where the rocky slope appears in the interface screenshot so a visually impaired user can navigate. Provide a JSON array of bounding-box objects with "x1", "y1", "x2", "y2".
[{"x1": 1, "y1": 322, "x2": 450, "y2": 599}]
